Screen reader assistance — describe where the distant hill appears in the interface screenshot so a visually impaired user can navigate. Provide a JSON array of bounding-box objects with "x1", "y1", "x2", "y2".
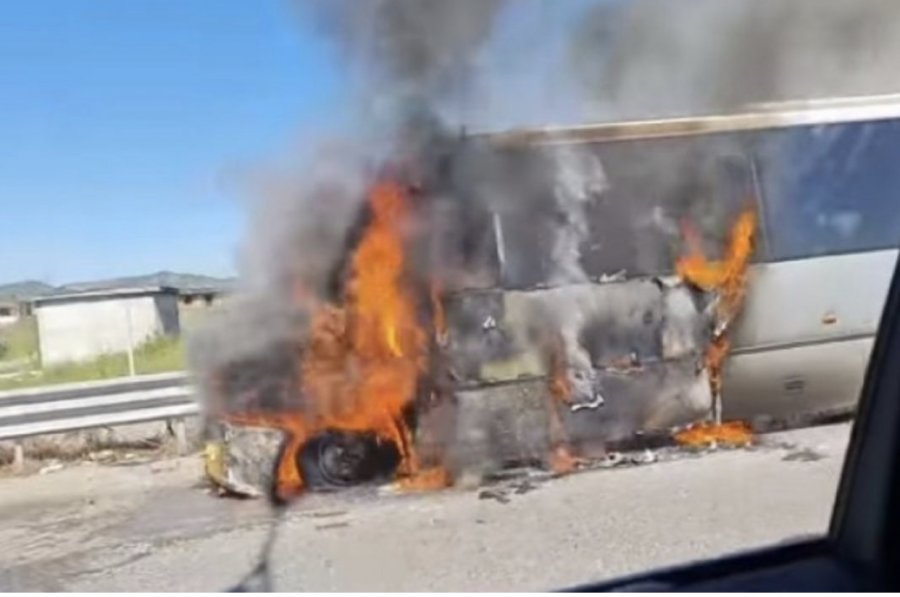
[
  {"x1": 0, "y1": 271, "x2": 235, "y2": 300},
  {"x1": 60, "y1": 271, "x2": 236, "y2": 293},
  {"x1": 0, "y1": 280, "x2": 57, "y2": 300}
]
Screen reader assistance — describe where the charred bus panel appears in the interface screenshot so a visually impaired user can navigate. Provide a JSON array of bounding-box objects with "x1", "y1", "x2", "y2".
[
  {"x1": 469, "y1": 108, "x2": 900, "y2": 430},
  {"x1": 202, "y1": 96, "x2": 900, "y2": 496}
]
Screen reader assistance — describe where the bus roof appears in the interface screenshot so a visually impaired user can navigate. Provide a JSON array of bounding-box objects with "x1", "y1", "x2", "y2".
[{"x1": 474, "y1": 93, "x2": 900, "y2": 147}]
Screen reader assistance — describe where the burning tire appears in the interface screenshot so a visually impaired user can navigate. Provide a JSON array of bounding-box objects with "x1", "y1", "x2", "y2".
[{"x1": 298, "y1": 430, "x2": 401, "y2": 489}]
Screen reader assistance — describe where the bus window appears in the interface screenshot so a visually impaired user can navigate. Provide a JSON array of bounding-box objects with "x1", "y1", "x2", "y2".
[
  {"x1": 491, "y1": 134, "x2": 759, "y2": 286},
  {"x1": 580, "y1": 133, "x2": 757, "y2": 278},
  {"x1": 754, "y1": 120, "x2": 900, "y2": 261}
]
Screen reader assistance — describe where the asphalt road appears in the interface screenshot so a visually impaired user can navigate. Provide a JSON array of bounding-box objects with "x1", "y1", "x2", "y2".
[{"x1": 0, "y1": 422, "x2": 851, "y2": 592}]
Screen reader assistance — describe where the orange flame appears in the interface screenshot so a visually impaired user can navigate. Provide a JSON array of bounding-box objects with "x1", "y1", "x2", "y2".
[
  {"x1": 227, "y1": 179, "x2": 441, "y2": 501},
  {"x1": 548, "y1": 445, "x2": 579, "y2": 475},
  {"x1": 676, "y1": 203, "x2": 757, "y2": 441},
  {"x1": 674, "y1": 420, "x2": 752, "y2": 448},
  {"x1": 545, "y1": 334, "x2": 581, "y2": 474},
  {"x1": 339, "y1": 179, "x2": 427, "y2": 470},
  {"x1": 676, "y1": 207, "x2": 757, "y2": 323},
  {"x1": 349, "y1": 181, "x2": 425, "y2": 362}
]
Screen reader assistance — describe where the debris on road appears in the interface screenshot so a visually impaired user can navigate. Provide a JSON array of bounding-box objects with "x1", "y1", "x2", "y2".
[
  {"x1": 484, "y1": 467, "x2": 555, "y2": 484},
  {"x1": 315, "y1": 521, "x2": 350, "y2": 531},
  {"x1": 478, "y1": 488, "x2": 511, "y2": 504},
  {"x1": 631, "y1": 449, "x2": 658, "y2": 465},
  {"x1": 511, "y1": 480, "x2": 538, "y2": 495},
  {"x1": 305, "y1": 510, "x2": 348, "y2": 519},
  {"x1": 38, "y1": 461, "x2": 63, "y2": 475},
  {"x1": 88, "y1": 450, "x2": 116, "y2": 463},
  {"x1": 596, "y1": 452, "x2": 624, "y2": 468},
  {"x1": 782, "y1": 447, "x2": 826, "y2": 462}
]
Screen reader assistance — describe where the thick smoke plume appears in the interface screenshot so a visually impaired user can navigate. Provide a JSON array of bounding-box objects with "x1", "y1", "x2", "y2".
[
  {"x1": 194, "y1": 0, "x2": 900, "y2": 417},
  {"x1": 188, "y1": 145, "x2": 369, "y2": 397},
  {"x1": 191, "y1": 1, "x2": 514, "y2": 406},
  {"x1": 570, "y1": 0, "x2": 900, "y2": 120},
  {"x1": 309, "y1": 0, "x2": 507, "y2": 129}
]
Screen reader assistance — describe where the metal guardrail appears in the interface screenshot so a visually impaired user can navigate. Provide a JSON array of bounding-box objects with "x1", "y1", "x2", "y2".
[{"x1": 0, "y1": 372, "x2": 199, "y2": 441}]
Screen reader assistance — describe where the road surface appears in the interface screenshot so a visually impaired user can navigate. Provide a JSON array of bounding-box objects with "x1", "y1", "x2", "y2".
[{"x1": 0, "y1": 422, "x2": 850, "y2": 591}]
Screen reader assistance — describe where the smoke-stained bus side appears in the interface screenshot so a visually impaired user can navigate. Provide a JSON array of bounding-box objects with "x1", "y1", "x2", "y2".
[{"x1": 489, "y1": 117, "x2": 900, "y2": 423}]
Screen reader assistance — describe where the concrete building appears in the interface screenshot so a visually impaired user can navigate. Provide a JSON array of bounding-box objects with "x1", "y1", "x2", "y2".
[{"x1": 33, "y1": 286, "x2": 180, "y2": 366}]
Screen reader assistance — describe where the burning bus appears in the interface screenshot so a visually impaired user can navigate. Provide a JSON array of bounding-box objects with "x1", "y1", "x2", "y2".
[{"x1": 197, "y1": 94, "x2": 900, "y2": 500}]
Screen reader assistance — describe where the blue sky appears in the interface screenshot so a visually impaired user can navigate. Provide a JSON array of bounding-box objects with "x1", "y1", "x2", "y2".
[
  {"x1": 0, "y1": 1, "x2": 347, "y2": 284},
  {"x1": 0, "y1": 1, "x2": 615, "y2": 286}
]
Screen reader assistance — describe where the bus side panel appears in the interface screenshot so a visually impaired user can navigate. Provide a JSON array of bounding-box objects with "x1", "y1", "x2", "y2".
[
  {"x1": 725, "y1": 249, "x2": 896, "y2": 421},
  {"x1": 722, "y1": 337, "x2": 873, "y2": 422},
  {"x1": 732, "y1": 249, "x2": 897, "y2": 350}
]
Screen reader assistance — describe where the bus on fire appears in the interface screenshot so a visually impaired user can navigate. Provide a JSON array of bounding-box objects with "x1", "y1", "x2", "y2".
[{"x1": 200, "y1": 94, "x2": 900, "y2": 499}]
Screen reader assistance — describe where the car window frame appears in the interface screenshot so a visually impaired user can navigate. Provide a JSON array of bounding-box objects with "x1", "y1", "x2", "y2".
[{"x1": 830, "y1": 227, "x2": 900, "y2": 588}]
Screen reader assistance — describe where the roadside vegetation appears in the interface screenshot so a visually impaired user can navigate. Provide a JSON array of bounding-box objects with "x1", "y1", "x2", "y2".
[
  {"x1": 0, "y1": 333, "x2": 186, "y2": 391},
  {"x1": 0, "y1": 316, "x2": 39, "y2": 366},
  {"x1": 0, "y1": 301, "x2": 223, "y2": 391}
]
